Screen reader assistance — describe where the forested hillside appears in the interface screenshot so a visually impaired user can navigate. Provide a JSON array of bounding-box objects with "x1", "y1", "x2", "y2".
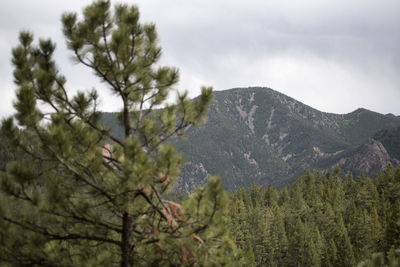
[
  {"x1": 375, "y1": 126, "x2": 400, "y2": 160},
  {"x1": 1, "y1": 0, "x2": 399, "y2": 266},
  {"x1": 229, "y1": 166, "x2": 400, "y2": 266},
  {"x1": 102, "y1": 87, "x2": 400, "y2": 193}
]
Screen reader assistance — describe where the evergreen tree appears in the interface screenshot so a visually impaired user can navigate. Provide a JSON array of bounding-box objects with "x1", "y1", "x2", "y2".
[
  {"x1": 334, "y1": 214, "x2": 355, "y2": 266},
  {"x1": 385, "y1": 201, "x2": 400, "y2": 251},
  {"x1": 0, "y1": 1, "x2": 238, "y2": 266},
  {"x1": 268, "y1": 208, "x2": 288, "y2": 266},
  {"x1": 314, "y1": 229, "x2": 326, "y2": 265},
  {"x1": 287, "y1": 217, "x2": 307, "y2": 265},
  {"x1": 0, "y1": 133, "x2": 16, "y2": 171},
  {"x1": 262, "y1": 185, "x2": 279, "y2": 207},
  {"x1": 228, "y1": 165, "x2": 400, "y2": 267},
  {"x1": 327, "y1": 239, "x2": 338, "y2": 267}
]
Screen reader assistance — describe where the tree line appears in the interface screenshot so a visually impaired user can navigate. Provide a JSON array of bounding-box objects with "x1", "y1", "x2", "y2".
[{"x1": 229, "y1": 167, "x2": 400, "y2": 266}]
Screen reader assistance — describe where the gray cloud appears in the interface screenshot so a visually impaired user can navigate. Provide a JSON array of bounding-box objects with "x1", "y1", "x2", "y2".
[{"x1": 0, "y1": 0, "x2": 399, "y2": 117}]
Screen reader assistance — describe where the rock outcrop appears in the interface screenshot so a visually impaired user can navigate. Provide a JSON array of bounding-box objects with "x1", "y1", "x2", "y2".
[{"x1": 332, "y1": 138, "x2": 399, "y2": 176}]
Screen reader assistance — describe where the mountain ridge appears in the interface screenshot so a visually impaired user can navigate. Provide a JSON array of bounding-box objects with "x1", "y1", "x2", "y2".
[
  {"x1": 174, "y1": 87, "x2": 400, "y2": 192},
  {"x1": 101, "y1": 87, "x2": 400, "y2": 193}
]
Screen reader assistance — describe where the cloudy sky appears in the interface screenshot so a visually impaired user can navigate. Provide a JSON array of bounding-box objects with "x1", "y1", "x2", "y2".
[{"x1": 0, "y1": 0, "x2": 399, "y2": 118}]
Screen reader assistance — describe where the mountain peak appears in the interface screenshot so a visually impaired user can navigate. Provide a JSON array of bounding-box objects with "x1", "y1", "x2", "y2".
[
  {"x1": 101, "y1": 86, "x2": 400, "y2": 192},
  {"x1": 173, "y1": 87, "x2": 400, "y2": 192}
]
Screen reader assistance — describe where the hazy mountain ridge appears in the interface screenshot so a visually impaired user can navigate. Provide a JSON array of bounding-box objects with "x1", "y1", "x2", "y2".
[
  {"x1": 174, "y1": 87, "x2": 400, "y2": 192},
  {"x1": 101, "y1": 87, "x2": 400, "y2": 193},
  {"x1": 316, "y1": 138, "x2": 399, "y2": 177},
  {"x1": 374, "y1": 126, "x2": 400, "y2": 160}
]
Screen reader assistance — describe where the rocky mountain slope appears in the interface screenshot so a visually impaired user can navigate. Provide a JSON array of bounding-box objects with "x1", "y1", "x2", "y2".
[
  {"x1": 316, "y1": 138, "x2": 399, "y2": 177},
  {"x1": 374, "y1": 126, "x2": 400, "y2": 160},
  {"x1": 174, "y1": 87, "x2": 400, "y2": 192},
  {"x1": 102, "y1": 87, "x2": 400, "y2": 193}
]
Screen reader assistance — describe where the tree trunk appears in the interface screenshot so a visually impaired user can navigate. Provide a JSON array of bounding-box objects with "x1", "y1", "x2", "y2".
[{"x1": 121, "y1": 212, "x2": 134, "y2": 267}]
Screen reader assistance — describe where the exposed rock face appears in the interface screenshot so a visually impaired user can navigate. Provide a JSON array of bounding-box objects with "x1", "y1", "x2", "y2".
[
  {"x1": 374, "y1": 126, "x2": 400, "y2": 160},
  {"x1": 175, "y1": 162, "x2": 209, "y2": 194},
  {"x1": 101, "y1": 87, "x2": 400, "y2": 192},
  {"x1": 235, "y1": 97, "x2": 258, "y2": 134},
  {"x1": 333, "y1": 139, "x2": 399, "y2": 176},
  {"x1": 173, "y1": 87, "x2": 400, "y2": 191}
]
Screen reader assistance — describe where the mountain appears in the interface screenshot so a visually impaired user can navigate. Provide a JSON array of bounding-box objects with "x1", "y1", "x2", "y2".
[
  {"x1": 316, "y1": 138, "x2": 399, "y2": 177},
  {"x1": 373, "y1": 126, "x2": 400, "y2": 160},
  {"x1": 101, "y1": 87, "x2": 400, "y2": 193},
  {"x1": 315, "y1": 125, "x2": 400, "y2": 177},
  {"x1": 173, "y1": 87, "x2": 400, "y2": 192}
]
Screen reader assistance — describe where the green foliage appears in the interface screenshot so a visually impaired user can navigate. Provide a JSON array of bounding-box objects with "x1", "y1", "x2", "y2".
[
  {"x1": 229, "y1": 166, "x2": 400, "y2": 266},
  {"x1": 374, "y1": 126, "x2": 400, "y2": 160},
  {"x1": 0, "y1": 133, "x2": 16, "y2": 171},
  {"x1": 0, "y1": 1, "x2": 239, "y2": 266}
]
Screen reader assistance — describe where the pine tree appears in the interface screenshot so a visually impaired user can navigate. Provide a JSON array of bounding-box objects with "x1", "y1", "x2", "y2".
[
  {"x1": 262, "y1": 185, "x2": 279, "y2": 207},
  {"x1": 327, "y1": 239, "x2": 338, "y2": 267},
  {"x1": 268, "y1": 208, "x2": 288, "y2": 266},
  {"x1": 314, "y1": 228, "x2": 326, "y2": 264},
  {"x1": 287, "y1": 217, "x2": 307, "y2": 265},
  {"x1": 0, "y1": 1, "x2": 238, "y2": 266},
  {"x1": 334, "y1": 214, "x2": 355, "y2": 266},
  {"x1": 385, "y1": 200, "x2": 400, "y2": 251}
]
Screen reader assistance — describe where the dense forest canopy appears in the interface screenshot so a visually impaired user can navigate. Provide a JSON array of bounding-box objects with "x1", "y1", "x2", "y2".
[{"x1": 229, "y1": 166, "x2": 400, "y2": 266}]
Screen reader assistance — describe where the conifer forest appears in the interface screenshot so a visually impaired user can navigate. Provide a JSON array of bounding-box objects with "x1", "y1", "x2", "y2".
[{"x1": 0, "y1": 0, "x2": 399, "y2": 266}]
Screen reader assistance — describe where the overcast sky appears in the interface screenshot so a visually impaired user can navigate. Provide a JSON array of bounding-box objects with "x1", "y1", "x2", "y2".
[{"x1": 0, "y1": 0, "x2": 399, "y2": 118}]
